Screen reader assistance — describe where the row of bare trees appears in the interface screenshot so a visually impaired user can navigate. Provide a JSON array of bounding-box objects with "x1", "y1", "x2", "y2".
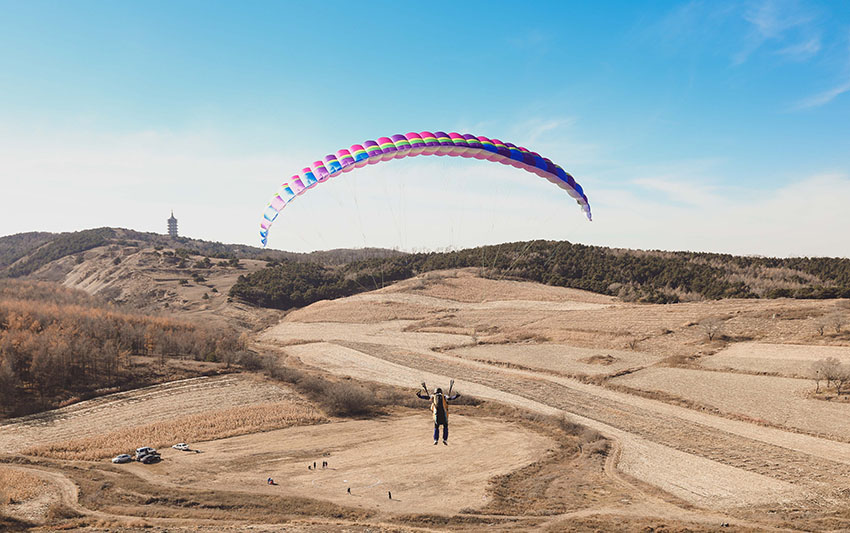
[
  {"x1": 815, "y1": 313, "x2": 847, "y2": 336},
  {"x1": 811, "y1": 357, "x2": 850, "y2": 395}
]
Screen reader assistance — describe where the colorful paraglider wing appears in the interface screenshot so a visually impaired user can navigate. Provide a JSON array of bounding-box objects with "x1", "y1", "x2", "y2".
[{"x1": 259, "y1": 131, "x2": 591, "y2": 246}]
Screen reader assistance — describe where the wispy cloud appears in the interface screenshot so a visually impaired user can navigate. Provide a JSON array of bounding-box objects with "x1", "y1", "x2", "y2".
[
  {"x1": 632, "y1": 177, "x2": 723, "y2": 208},
  {"x1": 507, "y1": 29, "x2": 553, "y2": 53},
  {"x1": 734, "y1": 0, "x2": 818, "y2": 64},
  {"x1": 584, "y1": 173, "x2": 850, "y2": 257},
  {"x1": 793, "y1": 78, "x2": 850, "y2": 109},
  {"x1": 777, "y1": 36, "x2": 821, "y2": 61}
]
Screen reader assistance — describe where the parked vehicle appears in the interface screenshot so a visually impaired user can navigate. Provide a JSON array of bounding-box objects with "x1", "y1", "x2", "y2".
[
  {"x1": 140, "y1": 454, "x2": 161, "y2": 464},
  {"x1": 111, "y1": 454, "x2": 132, "y2": 464},
  {"x1": 172, "y1": 443, "x2": 190, "y2": 451},
  {"x1": 135, "y1": 447, "x2": 158, "y2": 461}
]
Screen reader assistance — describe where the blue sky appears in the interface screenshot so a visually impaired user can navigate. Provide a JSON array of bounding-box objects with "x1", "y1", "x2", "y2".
[{"x1": 1, "y1": 0, "x2": 848, "y2": 256}]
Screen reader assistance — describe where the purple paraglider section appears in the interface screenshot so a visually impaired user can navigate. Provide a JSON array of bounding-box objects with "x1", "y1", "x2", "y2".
[{"x1": 259, "y1": 131, "x2": 592, "y2": 247}]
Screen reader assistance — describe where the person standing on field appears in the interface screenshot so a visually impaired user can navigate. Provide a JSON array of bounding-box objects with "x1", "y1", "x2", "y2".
[{"x1": 416, "y1": 385, "x2": 459, "y2": 445}]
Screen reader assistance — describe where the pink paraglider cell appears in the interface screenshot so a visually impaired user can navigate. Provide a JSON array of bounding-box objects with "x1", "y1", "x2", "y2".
[
  {"x1": 269, "y1": 195, "x2": 286, "y2": 211},
  {"x1": 448, "y1": 132, "x2": 471, "y2": 157},
  {"x1": 405, "y1": 132, "x2": 425, "y2": 156},
  {"x1": 312, "y1": 160, "x2": 330, "y2": 182},
  {"x1": 337, "y1": 149, "x2": 355, "y2": 172},
  {"x1": 300, "y1": 168, "x2": 319, "y2": 189},
  {"x1": 324, "y1": 154, "x2": 343, "y2": 176},
  {"x1": 363, "y1": 140, "x2": 383, "y2": 164},
  {"x1": 289, "y1": 175, "x2": 306, "y2": 195},
  {"x1": 419, "y1": 131, "x2": 439, "y2": 155},
  {"x1": 390, "y1": 134, "x2": 411, "y2": 159},
  {"x1": 377, "y1": 137, "x2": 397, "y2": 162},
  {"x1": 350, "y1": 145, "x2": 369, "y2": 168},
  {"x1": 432, "y1": 131, "x2": 454, "y2": 156}
]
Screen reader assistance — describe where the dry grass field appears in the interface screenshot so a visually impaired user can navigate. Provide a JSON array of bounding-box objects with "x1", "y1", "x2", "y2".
[
  {"x1": 0, "y1": 374, "x2": 298, "y2": 454},
  {"x1": 23, "y1": 401, "x2": 326, "y2": 460},
  {"x1": 6, "y1": 268, "x2": 850, "y2": 531},
  {"x1": 447, "y1": 343, "x2": 660, "y2": 377},
  {"x1": 611, "y1": 366, "x2": 850, "y2": 440},
  {"x1": 0, "y1": 467, "x2": 47, "y2": 503},
  {"x1": 702, "y1": 342, "x2": 850, "y2": 377}
]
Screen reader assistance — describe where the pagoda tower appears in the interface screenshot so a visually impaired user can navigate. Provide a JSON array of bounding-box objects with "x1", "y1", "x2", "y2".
[{"x1": 167, "y1": 211, "x2": 178, "y2": 238}]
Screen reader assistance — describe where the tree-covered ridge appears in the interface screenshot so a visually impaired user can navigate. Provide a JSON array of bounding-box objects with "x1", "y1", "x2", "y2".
[
  {"x1": 2, "y1": 228, "x2": 116, "y2": 278},
  {"x1": 0, "y1": 232, "x2": 54, "y2": 269},
  {"x1": 0, "y1": 227, "x2": 403, "y2": 277},
  {"x1": 230, "y1": 240, "x2": 850, "y2": 309}
]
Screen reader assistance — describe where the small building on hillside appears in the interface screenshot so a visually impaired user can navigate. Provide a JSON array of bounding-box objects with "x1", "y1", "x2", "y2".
[{"x1": 167, "y1": 211, "x2": 178, "y2": 238}]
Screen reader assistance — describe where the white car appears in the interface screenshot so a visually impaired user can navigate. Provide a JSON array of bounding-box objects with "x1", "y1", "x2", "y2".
[
  {"x1": 172, "y1": 443, "x2": 190, "y2": 451},
  {"x1": 112, "y1": 454, "x2": 132, "y2": 464}
]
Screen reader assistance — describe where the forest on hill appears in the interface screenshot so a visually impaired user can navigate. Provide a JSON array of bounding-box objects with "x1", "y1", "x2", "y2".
[
  {"x1": 230, "y1": 240, "x2": 850, "y2": 309},
  {"x1": 0, "y1": 227, "x2": 402, "y2": 279},
  {"x1": 0, "y1": 280, "x2": 248, "y2": 417}
]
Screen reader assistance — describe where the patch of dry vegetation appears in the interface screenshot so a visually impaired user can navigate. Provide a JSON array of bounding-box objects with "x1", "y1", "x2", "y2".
[
  {"x1": 0, "y1": 467, "x2": 47, "y2": 503},
  {"x1": 580, "y1": 354, "x2": 616, "y2": 365},
  {"x1": 0, "y1": 279, "x2": 247, "y2": 416},
  {"x1": 23, "y1": 401, "x2": 325, "y2": 460}
]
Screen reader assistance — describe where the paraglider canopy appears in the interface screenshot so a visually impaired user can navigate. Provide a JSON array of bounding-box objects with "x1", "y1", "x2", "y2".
[{"x1": 259, "y1": 130, "x2": 591, "y2": 247}]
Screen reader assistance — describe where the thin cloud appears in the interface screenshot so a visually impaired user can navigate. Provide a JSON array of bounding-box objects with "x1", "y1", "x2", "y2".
[
  {"x1": 585, "y1": 173, "x2": 850, "y2": 257},
  {"x1": 777, "y1": 36, "x2": 821, "y2": 61},
  {"x1": 794, "y1": 78, "x2": 850, "y2": 109},
  {"x1": 632, "y1": 177, "x2": 723, "y2": 208},
  {"x1": 734, "y1": 0, "x2": 817, "y2": 64}
]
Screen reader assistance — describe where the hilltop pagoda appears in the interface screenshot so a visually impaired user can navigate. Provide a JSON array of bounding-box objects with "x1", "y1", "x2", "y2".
[{"x1": 167, "y1": 211, "x2": 178, "y2": 238}]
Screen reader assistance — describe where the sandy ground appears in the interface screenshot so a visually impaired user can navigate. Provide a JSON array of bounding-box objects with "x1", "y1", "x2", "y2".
[
  {"x1": 280, "y1": 341, "x2": 807, "y2": 509},
  {"x1": 259, "y1": 273, "x2": 850, "y2": 514},
  {"x1": 123, "y1": 415, "x2": 553, "y2": 516},
  {"x1": 447, "y1": 343, "x2": 661, "y2": 376},
  {"x1": 0, "y1": 375, "x2": 296, "y2": 454},
  {"x1": 612, "y1": 366, "x2": 850, "y2": 440},
  {"x1": 702, "y1": 342, "x2": 850, "y2": 377}
]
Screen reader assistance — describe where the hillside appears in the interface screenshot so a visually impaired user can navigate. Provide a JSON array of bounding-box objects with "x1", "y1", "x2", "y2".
[
  {"x1": 0, "y1": 228, "x2": 402, "y2": 279},
  {"x1": 0, "y1": 228, "x2": 408, "y2": 330},
  {"x1": 231, "y1": 240, "x2": 850, "y2": 310},
  {"x1": 0, "y1": 280, "x2": 249, "y2": 417},
  {"x1": 4, "y1": 229, "x2": 849, "y2": 317}
]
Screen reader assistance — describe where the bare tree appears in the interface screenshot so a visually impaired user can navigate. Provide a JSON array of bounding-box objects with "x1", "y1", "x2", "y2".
[
  {"x1": 830, "y1": 312, "x2": 847, "y2": 334},
  {"x1": 815, "y1": 319, "x2": 826, "y2": 336},
  {"x1": 811, "y1": 359, "x2": 828, "y2": 392},
  {"x1": 835, "y1": 364, "x2": 850, "y2": 395},
  {"x1": 820, "y1": 357, "x2": 842, "y2": 391},
  {"x1": 699, "y1": 317, "x2": 724, "y2": 342}
]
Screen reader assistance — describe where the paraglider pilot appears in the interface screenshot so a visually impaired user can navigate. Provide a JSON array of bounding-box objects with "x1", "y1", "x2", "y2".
[{"x1": 417, "y1": 382, "x2": 459, "y2": 445}]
